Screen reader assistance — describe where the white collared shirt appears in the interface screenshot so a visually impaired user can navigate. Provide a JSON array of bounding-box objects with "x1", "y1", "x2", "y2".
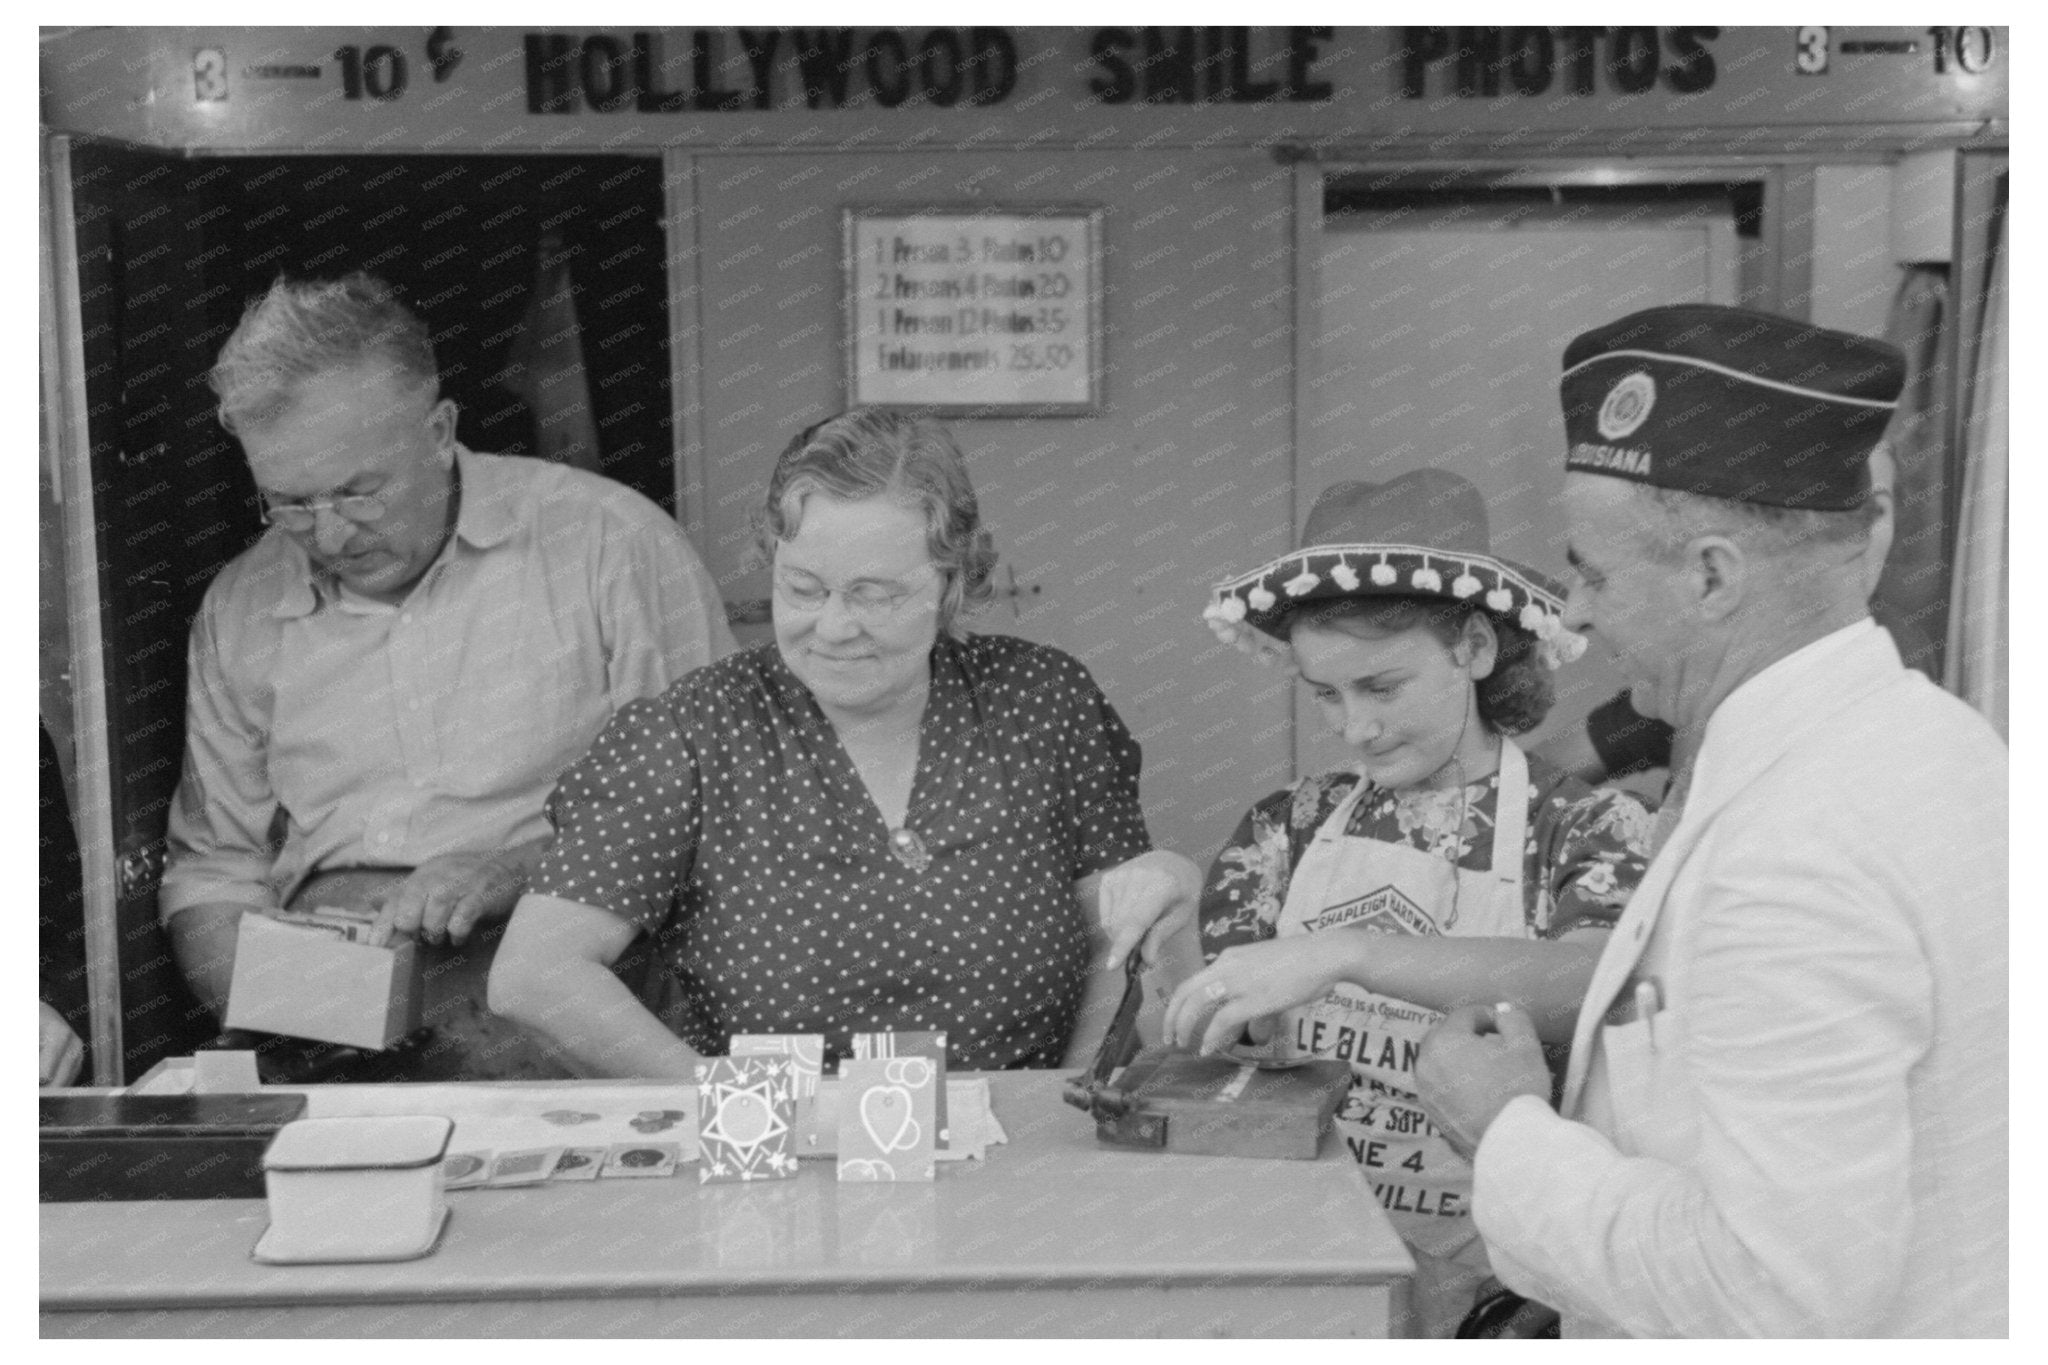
[{"x1": 161, "y1": 448, "x2": 735, "y2": 916}]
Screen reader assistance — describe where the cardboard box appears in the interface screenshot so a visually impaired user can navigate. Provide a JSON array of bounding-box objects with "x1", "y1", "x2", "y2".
[{"x1": 225, "y1": 913, "x2": 423, "y2": 1050}]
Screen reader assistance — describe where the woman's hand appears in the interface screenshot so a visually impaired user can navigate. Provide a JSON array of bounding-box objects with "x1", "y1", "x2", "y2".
[
  {"x1": 1095, "y1": 849, "x2": 1203, "y2": 969},
  {"x1": 1163, "y1": 936, "x2": 1354, "y2": 1056}
]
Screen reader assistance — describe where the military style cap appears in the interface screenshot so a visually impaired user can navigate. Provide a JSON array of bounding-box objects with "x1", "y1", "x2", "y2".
[{"x1": 1560, "y1": 304, "x2": 1906, "y2": 510}]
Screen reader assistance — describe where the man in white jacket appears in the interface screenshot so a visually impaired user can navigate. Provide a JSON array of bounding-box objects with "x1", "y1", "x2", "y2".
[{"x1": 1416, "y1": 304, "x2": 2007, "y2": 1337}]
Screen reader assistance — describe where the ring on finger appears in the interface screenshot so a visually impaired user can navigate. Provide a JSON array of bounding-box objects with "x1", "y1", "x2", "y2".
[{"x1": 1203, "y1": 980, "x2": 1229, "y2": 1003}]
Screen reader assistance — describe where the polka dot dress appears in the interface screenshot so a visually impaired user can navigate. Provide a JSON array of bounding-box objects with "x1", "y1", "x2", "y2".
[{"x1": 530, "y1": 634, "x2": 1151, "y2": 1069}]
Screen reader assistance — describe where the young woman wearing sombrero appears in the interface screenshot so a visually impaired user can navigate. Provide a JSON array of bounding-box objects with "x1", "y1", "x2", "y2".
[{"x1": 1161, "y1": 468, "x2": 1653, "y2": 1336}]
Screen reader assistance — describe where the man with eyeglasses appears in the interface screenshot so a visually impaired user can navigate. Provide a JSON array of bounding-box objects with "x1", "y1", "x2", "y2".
[{"x1": 158, "y1": 273, "x2": 734, "y2": 1080}]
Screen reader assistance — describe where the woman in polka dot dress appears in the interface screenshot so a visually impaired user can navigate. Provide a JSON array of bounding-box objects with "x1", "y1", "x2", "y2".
[{"x1": 490, "y1": 409, "x2": 1200, "y2": 1074}]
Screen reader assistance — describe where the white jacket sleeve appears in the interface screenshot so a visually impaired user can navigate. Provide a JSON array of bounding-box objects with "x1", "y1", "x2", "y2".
[{"x1": 1472, "y1": 801, "x2": 1931, "y2": 1337}]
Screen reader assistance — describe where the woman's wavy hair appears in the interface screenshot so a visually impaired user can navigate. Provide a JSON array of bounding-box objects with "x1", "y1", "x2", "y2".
[
  {"x1": 751, "y1": 408, "x2": 997, "y2": 636},
  {"x1": 1283, "y1": 595, "x2": 1554, "y2": 736}
]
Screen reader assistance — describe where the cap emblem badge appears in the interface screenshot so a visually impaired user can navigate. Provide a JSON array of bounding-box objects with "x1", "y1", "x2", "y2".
[{"x1": 1597, "y1": 371, "x2": 1657, "y2": 440}]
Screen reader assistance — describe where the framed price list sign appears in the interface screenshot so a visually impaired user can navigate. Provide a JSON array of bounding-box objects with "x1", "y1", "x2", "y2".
[{"x1": 844, "y1": 207, "x2": 1104, "y2": 416}]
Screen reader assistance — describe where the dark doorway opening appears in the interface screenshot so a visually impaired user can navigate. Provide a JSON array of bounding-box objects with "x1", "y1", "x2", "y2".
[{"x1": 198, "y1": 153, "x2": 675, "y2": 510}]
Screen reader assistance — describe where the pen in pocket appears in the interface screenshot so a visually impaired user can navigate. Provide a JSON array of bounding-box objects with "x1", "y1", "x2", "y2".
[{"x1": 1634, "y1": 979, "x2": 1662, "y2": 1050}]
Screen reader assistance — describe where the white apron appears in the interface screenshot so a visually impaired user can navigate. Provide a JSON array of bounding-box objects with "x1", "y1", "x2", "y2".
[{"x1": 1271, "y1": 739, "x2": 1531, "y2": 1274}]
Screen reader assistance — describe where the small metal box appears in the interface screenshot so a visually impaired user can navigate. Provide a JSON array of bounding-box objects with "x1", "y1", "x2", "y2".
[{"x1": 1064, "y1": 957, "x2": 1352, "y2": 1159}]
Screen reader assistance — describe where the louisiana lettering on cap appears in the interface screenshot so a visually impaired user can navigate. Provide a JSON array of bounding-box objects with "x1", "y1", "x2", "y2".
[{"x1": 1559, "y1": 304, "x2": 1907, "y2": 510}]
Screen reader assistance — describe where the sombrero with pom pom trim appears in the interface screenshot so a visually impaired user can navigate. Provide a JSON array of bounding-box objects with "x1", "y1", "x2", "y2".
[{"x1": 1202, "y1": 468, "x2": 1586, "y2": 669}]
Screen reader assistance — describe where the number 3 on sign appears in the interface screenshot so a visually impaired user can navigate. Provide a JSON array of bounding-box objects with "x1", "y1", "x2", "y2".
[
  {"x1": 193, "y1": 48, "x2": 229, "y2": 102},
  {"x1": 1794, "y1": 27, "x2": 1829, "y2": 76}
]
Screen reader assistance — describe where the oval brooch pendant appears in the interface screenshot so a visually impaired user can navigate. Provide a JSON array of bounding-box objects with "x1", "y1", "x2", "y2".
[{"x1": 888, "y1": 826, "x2": 932, "y2": 874}]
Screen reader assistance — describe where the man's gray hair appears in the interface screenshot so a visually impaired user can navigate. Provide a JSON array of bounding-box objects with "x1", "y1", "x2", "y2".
[
  {"x1": 210, "y1": 273, "x2": 437, "y2": 435},
  {"x1": 1632, "y1": 484, "x2": 1881, "y2": 565}
]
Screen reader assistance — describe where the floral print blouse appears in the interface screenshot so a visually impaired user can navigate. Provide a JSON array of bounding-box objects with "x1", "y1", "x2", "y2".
[{"x1": 1200, "y1": 753, "x2": 1653, "y2": 960}]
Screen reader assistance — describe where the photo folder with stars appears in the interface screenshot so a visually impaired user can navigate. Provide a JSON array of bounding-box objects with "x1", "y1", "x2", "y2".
[{"x1": 693, "y1": 1056, "x2": 798, "y2": 1183}]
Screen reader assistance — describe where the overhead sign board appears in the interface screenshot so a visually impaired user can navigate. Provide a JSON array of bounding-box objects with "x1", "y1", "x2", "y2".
[{"x1": 41, "y1": 27, "x2": 2008, "y2": 153}]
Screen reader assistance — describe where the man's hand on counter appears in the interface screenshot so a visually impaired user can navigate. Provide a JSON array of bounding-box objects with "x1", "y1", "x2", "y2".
[{"x1": 1415, "y1": 1002, "x2": 1552, "y2": 1162}]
